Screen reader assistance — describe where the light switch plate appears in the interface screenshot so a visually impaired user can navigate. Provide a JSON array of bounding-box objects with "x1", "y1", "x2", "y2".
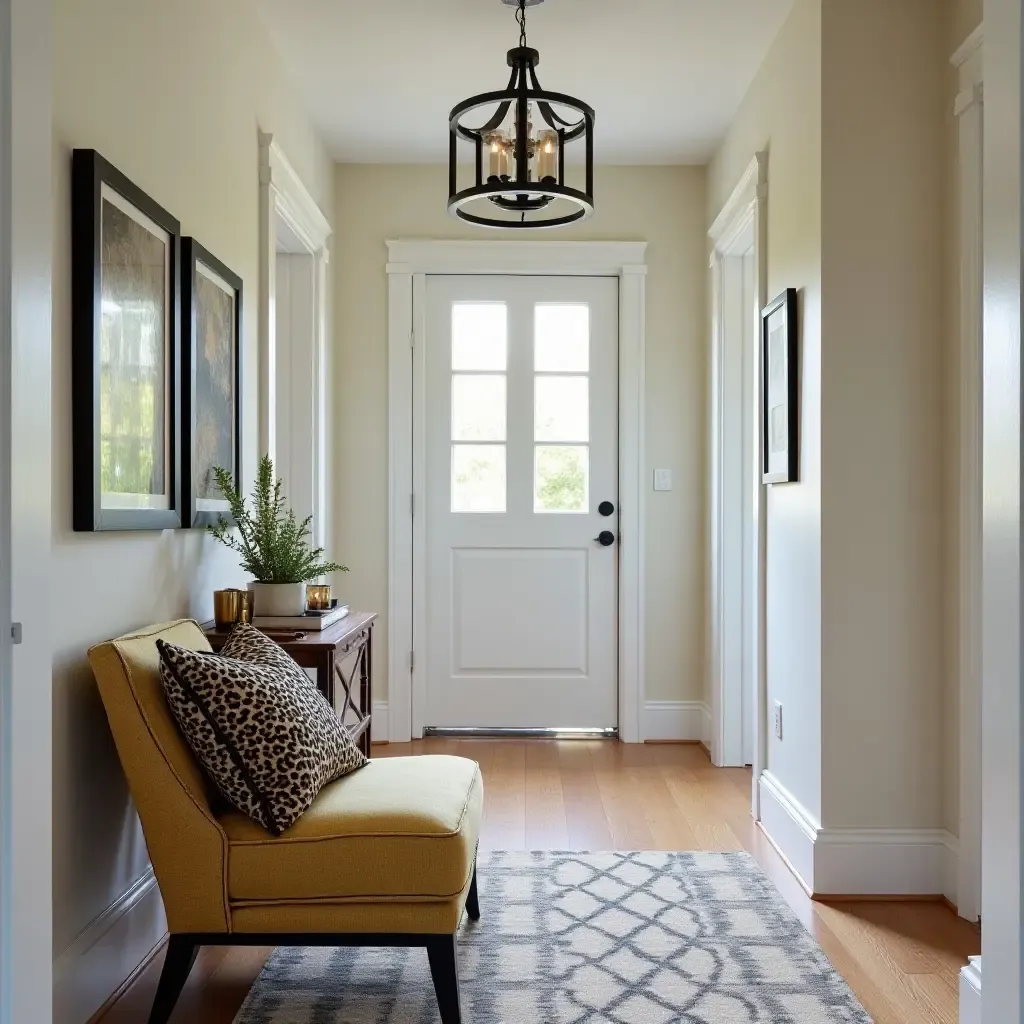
[{"x1": 653, "y1": 468, "x2": 672, "y2": 492}]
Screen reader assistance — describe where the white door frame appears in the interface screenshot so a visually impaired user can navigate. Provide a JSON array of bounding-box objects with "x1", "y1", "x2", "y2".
[
  {"x1": 708, "y1": 154, "x2": 768, "y2": 806},
  {"x1": 386, "y1": 240, "x2": 648, "y2": 743},
  {"x1": 1, "y1": 0, "x2": 54, "y2": 1020},
  {"x1": 952, "y1": 23, "x2": 984, "y2": 926},
  {"x1": 257, "y1": 132, "x2": 331, "y2": 548}
]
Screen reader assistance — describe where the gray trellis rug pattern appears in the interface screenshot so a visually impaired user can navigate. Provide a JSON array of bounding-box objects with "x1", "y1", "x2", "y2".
[{"x1": 233, "y1": 851, "x2": 872, "y2": 1023}]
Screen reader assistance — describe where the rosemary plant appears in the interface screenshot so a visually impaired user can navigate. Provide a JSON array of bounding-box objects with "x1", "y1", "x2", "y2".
[{"x1": 208, "y1": 455, "x2": 347, "y2": 583}]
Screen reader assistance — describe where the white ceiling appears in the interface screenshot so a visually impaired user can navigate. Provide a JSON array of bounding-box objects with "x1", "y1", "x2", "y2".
[{"x1": 257, "y1": 0, "x2": 794, "y2": 165}]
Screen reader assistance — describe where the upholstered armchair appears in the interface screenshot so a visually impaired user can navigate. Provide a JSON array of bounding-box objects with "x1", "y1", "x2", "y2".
[{"x1": 89, "y1": 619, "x2": 483, "y2": 1024}]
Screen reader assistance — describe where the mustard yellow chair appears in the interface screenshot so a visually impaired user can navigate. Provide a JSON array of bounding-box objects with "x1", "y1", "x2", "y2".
[{"x1": 88, "y1": 620, "x2": 483, "y2": 1024}]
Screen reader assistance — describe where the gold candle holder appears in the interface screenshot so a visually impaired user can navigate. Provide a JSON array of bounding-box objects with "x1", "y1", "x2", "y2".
[
  {"x1": 306, "y1": 584, "x2": 332, "y2": 611},
  {"x1": 213, "y1": 588, "x2": 249, "y2": 629}
]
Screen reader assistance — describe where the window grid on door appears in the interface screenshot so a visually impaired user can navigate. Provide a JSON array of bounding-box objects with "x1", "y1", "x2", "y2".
[
  {"x1": 533, "y1": 303, "x2": 590, "y2": 514},
  {"x1": 450, "y1": 302, "x2": 507, "y2": 513}
]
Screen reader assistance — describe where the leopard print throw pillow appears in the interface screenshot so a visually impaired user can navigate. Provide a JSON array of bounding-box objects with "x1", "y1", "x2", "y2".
[{"x1": 156, "y1": 623, "x2": 367, "y2": 835}]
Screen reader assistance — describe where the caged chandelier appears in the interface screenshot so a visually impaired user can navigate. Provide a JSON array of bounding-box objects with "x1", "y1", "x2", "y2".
[{"x1": 447, "y1": 0, "x2": 594, "y2": 229}]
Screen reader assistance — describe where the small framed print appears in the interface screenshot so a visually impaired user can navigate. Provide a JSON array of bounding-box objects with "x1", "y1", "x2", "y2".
[
  {"x1": 761, "y1": 288, "x2": 799, "y2": 484},
  {"x1": 181, "y1": 239, "x2": 242, "y2": 528},
  {"x1": 72, "y1": 149, "x2": 181, "y2": 531}
]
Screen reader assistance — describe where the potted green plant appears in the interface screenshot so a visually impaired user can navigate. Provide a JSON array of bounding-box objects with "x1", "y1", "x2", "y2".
[{"x1": 209, "y1": 455, "x2": 348, "y2": 617}]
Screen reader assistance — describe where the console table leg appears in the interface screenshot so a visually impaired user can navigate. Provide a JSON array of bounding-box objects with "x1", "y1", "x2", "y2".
[{"x1": 362, "y1": 626, "x2": 373, "y2": 750}]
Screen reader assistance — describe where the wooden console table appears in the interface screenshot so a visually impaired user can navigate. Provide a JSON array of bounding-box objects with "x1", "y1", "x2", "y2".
[{"x1": 203, "y1": 611, "x2": 377, "y2": 756}]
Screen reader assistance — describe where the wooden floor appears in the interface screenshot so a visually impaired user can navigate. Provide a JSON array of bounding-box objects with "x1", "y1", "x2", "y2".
[{"x1": 98, "y1": 740, "x2": 979, "y2": 1024}]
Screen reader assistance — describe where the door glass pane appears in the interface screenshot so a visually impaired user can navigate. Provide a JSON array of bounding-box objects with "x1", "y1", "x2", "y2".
[
  {"x1": 535, "y1": 303, "x2": 589, "y2": 371},
  {"x1": 452, "y1": 374, "x2": 506, "y2": 441},
  {"x1": 453, "y1": 303, "x2": 507, "y2": 370},
  {"x1": 535, "y1": 445, "x2": 589, "y2": 513},
  {"x1": 535, "y1": 375, "x2": 588, "y2": 442},
  {"x1": 452, "y1": 444, "x2": 506, "y2": 512}
]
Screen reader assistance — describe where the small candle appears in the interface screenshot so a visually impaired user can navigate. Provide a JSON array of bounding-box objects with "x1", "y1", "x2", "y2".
[
  {"x1": 487, "y1": 132, "x2": 509, "y2": 178},
  {"x1": 537, "y1": 130, "x2": 558, "y2": 181}
]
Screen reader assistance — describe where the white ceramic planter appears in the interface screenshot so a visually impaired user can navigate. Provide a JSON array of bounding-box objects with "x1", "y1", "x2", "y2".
[{"x1": 249, "y1": 582, "x2": 306, "y2": 617}]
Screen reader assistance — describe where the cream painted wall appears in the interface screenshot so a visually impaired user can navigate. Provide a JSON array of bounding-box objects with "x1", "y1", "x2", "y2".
[
  {"x1": 332, "y1": 164, "x2": 708, "y2": 707},
  {"x1": 819, "y1": 0, "x2": 945, "y2": 831},
  {"x1": 707, "y1": 0, "x2": 823, "y2": 820},
  {"x1": 952, "y1": 0, "x2": 984, "y2": 46},
  {"x1": 708, "y1": 0, "x2": 948, "y2": 834},
  {"x1": 51, "y1": 0, "x2": 334, "y2": 1004}
]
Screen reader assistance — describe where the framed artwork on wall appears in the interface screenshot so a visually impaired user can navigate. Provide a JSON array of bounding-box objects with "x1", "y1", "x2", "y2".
[
  {"x1": 761, "y1": 288, "x2": 799, "y2": 484},
  {"x1": 72, "y1": 149, "x2": 182, "y2": 531},
  {"x1": 181, "y1": 238, "x2": 242, "y2": 528}
]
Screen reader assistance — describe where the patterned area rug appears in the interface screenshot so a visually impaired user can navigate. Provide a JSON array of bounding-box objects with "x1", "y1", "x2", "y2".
[{"x1": 233, "y1": 851, "x2": 872, "y2": 1023}]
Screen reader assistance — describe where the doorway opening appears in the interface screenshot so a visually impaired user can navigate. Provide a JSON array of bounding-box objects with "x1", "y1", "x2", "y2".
[
  {"x1": 708, "y1": 153, "x2": 767, "y2": 811},
  {"x1": 257, "y1": 132, "x2": 331, "y2": 548},
  {"x1": 386, "y1": 240, "x2": 647, "y2": 743}
]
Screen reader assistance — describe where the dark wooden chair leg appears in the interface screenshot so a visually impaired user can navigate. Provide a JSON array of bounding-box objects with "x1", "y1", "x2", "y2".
[
  {"x1": 426, "y1": 934, "x2": 463, "y2": 1024},
  {"x1": 465, "y1": 861, "x2": 480, "y2": 921},
  {"x1": 148, "y1": 935, "x2": 199, "y2": 1024}
]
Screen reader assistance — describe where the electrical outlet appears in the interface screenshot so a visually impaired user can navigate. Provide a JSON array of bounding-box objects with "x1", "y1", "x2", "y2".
[{"x1": 773, "y1": 701, "x2": 783, "y2": 741}]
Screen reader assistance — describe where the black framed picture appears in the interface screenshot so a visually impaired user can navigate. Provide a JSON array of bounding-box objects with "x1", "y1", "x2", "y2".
[
  {"x1": 761, "y1": 288, "x2": 799, "y2": 484},
  {"x1": 72, "y1": 149, "x2": 181, "y2": 531},
  {"x1": 181, "y1": 238, "x2": 242, "y2": 528}
]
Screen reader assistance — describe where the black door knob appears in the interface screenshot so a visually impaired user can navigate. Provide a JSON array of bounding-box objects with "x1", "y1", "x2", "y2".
[
  {"x1": 598, "y1": 500, "x2": 615, "y2": 517},
  {"x1": 594, "y1": 530, "x2": 616, "y2": 547}
]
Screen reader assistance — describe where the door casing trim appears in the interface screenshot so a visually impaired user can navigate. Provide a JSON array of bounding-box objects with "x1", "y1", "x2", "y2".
[{"x1": 386, "y1": 240, "x2": 648, "y2": 742}]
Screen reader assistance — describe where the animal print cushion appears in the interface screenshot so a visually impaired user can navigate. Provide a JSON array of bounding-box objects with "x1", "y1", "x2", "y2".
[{"x1": 156, "y1": 623, "x2": 367, "y2": 835}]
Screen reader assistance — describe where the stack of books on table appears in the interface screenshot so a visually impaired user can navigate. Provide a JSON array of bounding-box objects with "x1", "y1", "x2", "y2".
[{"x1": 252, "y1": 604, "x2": 350, "y2": 632}]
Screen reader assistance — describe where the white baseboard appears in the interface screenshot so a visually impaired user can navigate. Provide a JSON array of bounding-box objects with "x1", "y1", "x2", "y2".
[
  {"x1": 641, "y1": 700, "x2": 705, "y2": 741},
  {"x1": 372, "y1": 700, "x2": 389, "y2": 742},
  {"x1": 959, "y1": 957, "x2": 982, "y2": 1024},
  {"x1": 700, "y1": 702, "x2": 712, "y2": 747},
  {"x1": 943, "y1": 831, "x2": 960, "y2": 908},
  {"x1": 759, "y1": 770, "x2": 819, "y2": 892},
  {"x1": 53, "y1": 867, "x2": 166, "y2": 1024},
  {"x1": 758, "y1": 771, "x2": 959, "y2": 899},
  {"x1": 815, "y1": 828, "x2": 956, "y2": 897}
]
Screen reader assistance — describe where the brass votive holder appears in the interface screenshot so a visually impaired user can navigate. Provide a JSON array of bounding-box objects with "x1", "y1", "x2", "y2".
[
  {"x1": 306, "y1": 584, "x2": 332, "y2": 611},
  {"x1": 213, "y1": 588, "x2": 249, "y2": 629}
]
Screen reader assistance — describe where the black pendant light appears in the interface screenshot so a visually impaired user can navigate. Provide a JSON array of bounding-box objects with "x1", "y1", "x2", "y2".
[{"x1": 447, "y1": 0, "x2": 594, "y2": 229}]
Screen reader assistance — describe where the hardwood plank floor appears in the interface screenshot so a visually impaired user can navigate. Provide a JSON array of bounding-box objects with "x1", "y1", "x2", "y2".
[{"x1": 96, "y1": 739, "x2": 979, "y2": 1024}]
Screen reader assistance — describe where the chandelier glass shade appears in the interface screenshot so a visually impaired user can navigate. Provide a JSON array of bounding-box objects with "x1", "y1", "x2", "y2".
[{"x1": 447, "y1": 0, "x2": 594, "y2": 229}]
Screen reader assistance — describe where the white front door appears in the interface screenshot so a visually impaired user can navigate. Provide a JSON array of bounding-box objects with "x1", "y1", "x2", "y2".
[{"x1": 423, "y1": 275, "x2": 618, "y2": 729}]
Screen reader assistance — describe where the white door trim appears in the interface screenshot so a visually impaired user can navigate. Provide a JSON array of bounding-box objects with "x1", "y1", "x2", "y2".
[
  {"x1": 708, "y1": 153, "x2": 768, "y2": 809},
  {"x1": 257, "y1": 132, "x2": 332, "y2": 547},
  {"x1": 952, "y1": 25, "x2": 984, "y2": 925},
  {"x1": 386, "y1": 240, "x2": 648, "y2": 743},
  {"x1": 2, "y1": 0, "x2": 54, "y2": 1020}
]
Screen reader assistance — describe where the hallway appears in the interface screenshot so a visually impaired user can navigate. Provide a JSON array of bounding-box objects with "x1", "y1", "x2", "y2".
[{"x1": 95, "y1": 740, "x2": 979, "y2": 1024}]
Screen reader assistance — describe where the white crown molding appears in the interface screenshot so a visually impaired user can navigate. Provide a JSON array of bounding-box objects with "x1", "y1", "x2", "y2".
[
  {"x1": 259, "y1": 131, "x2": 332, "y2": 254},
  {"x1": 950, "y1": 23, "x2": 984, "y2": 69},
  {"x1": 386, "y1": 239, "x2": 648, "y2": 277},
  {"x1": 708, "y1": 151, "x2": 767, "y2": 247}
]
